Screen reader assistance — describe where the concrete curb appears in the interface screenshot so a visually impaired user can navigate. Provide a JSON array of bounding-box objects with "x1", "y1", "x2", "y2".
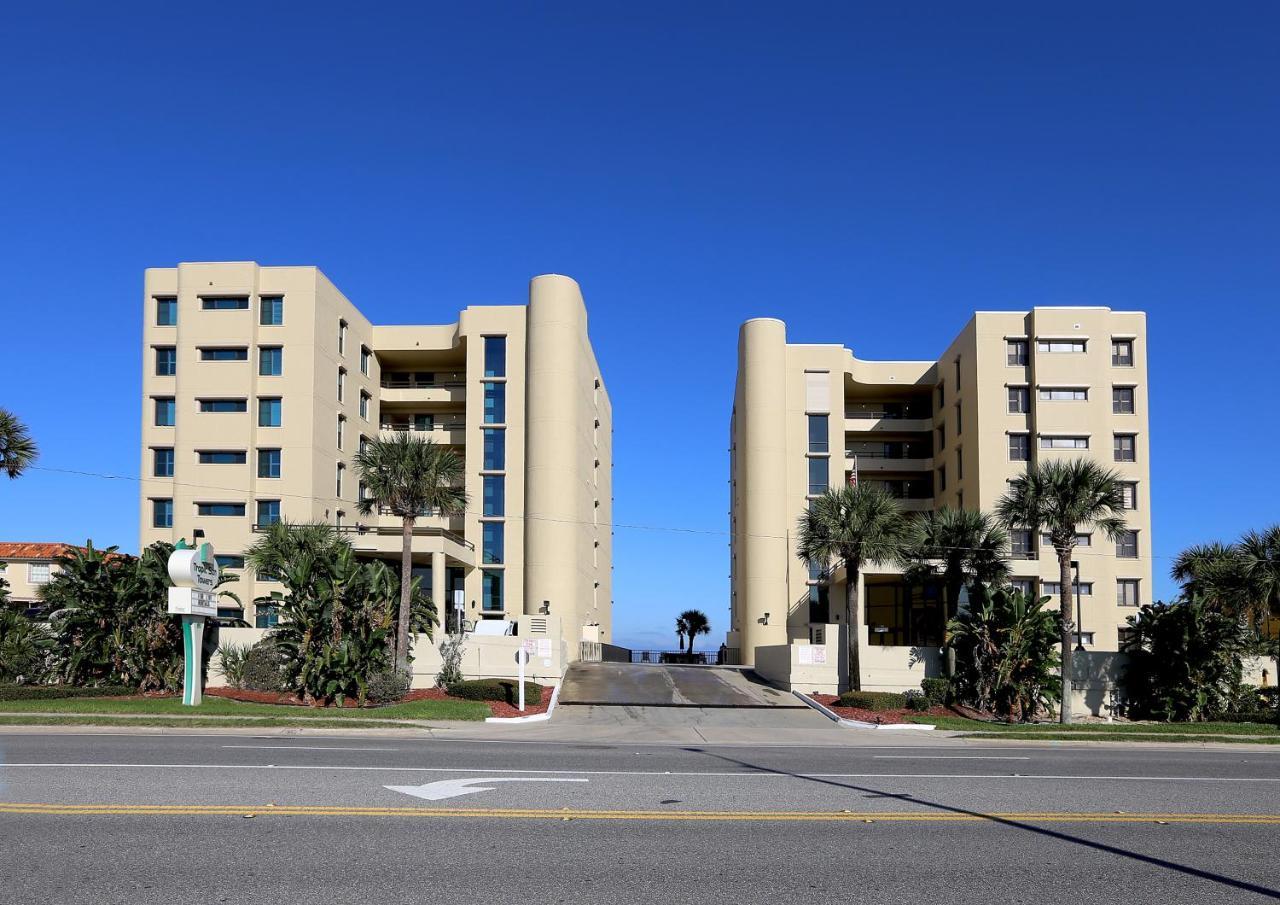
[
  {"x1": 792, "y1": 690, "x2": 936, "y2": 731},
  {"x1": 483, "y1": 682, "x2": 562, "y2": 724}
]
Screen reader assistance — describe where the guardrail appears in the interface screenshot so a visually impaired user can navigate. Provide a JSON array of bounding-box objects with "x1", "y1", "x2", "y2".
[
  {"x1": 381, "y1": 374, "x2": 466, "y2": 389},
  {"x1": 629, "y1": 649, "x2": 740, "y2": 666}
]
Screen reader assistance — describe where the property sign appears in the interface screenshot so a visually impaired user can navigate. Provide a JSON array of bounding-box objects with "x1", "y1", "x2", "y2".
[{"x1": 167, "y1": 543, "x2": 220, "y2": 618}]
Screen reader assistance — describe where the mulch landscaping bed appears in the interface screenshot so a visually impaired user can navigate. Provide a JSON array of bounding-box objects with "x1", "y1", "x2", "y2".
[
  {"x1": 810, "y1": 694, "x2": 955, "y2": 725},
  {"x1": 208, "y1": 684, "x2": 554, "y2": 718}
]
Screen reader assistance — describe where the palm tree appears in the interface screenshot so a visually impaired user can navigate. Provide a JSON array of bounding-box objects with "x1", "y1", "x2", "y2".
[
  {"x1": 674, "y1": 616, "x2": 687, "y2": 653},
  {"x1": 1239, "y1": 525, "x2": 1280, "y2": 627},
  {"x1": 0, "y1": 408, "x2": 37, "y2": 480},
  {"x1": 1172, "y1": 542, "x2": 1252, "y2": 617},
  {"x1": 354, "y1": 433, "x2": 468, "y2": 673},
  {"x1": 996, "y1": 458, "x2": 1127, "y2": 724},
  {"x1": 796, "y1": 485, "x2": 907, "y2": 691},
  {"x1": 677, "y1": 609, "x2": 711, "y2": 655}
]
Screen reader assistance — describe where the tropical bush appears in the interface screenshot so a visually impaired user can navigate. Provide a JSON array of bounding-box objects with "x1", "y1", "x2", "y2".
[
  {"x1": 836, "y1": 690, "x2": 906, "y2": 711},
  {"x1": 436, "y1": 633, "x2": 466, "y2": 690},
  {"x1": 0, "y1": 607, "x2": 55, "y2": 683},
  {"x1": 1173, "y1": 524, "x2": 1280, "y2": 629},
  {"x1": 216, "y1": 643, "x2": 251, "y2": 690},
  {"x1": 920, "y1": 677, "x2": 951, "y2": 706},
  {"x1": 1124, "y1": 598, "x2": 1250, "y2": 722},
  {"x1": 0, "y1": 683, "x2": 134, "y2": 701},
  {"x1": 365, "y1": 669, "x2": 412, "y2": 704},
  {"x1": 448, "y1": 678, "x2": 542, "y2": 705},
  {"x1": 903, "y1": 689, "x2": 931, "y2": 712},
  {"x1": 239, "y1": 639, "x2": 287, "y2": 693},
  {"x1": 945, "y1": 586, "x2": 1062, "y2": 721}
]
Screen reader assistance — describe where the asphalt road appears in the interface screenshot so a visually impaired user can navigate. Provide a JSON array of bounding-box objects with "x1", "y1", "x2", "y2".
[{"x1": 3, "y1": 729, "x2": 1279, "y2": 904}]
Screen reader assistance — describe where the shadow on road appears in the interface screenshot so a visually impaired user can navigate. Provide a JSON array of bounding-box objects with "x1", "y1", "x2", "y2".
[{"x1": 681, "y1": 746, "x2": 1280, "y2": 901}]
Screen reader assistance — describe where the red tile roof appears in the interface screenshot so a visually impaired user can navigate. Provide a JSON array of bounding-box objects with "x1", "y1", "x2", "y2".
[{"x1": 0, "y1": 542, "x2": 88, "y2": 562}]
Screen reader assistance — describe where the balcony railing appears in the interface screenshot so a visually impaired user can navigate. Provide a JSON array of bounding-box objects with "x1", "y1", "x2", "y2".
[
  {"x1": 846, "y1": 444, "x2": 931, "y2": 459},
  {"x1": 846, "y1": 404, "x2": 930, "y2": 420},
  {"x1": 380, "y1": 420, "x2": 466, "y2": 433},
  {"x1": 860, "y1": 479, "x2": 934, "y2": 500},
  {"x1": 381, "y1": 372, "x2": 466, "y2": 389}
]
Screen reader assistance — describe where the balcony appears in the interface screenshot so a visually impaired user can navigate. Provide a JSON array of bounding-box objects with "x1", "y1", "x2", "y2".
[
  {"x1": 845, "y1": 403, "x2": 932, "y2": 434},
  {"x1": 380, "y1": 418, "x2": 466, "y2": 443},
  {"x1": 857, "y1": 478, "x2": 934, "y2": 511},
  {"x1": 380, "y1": 371, "x2": 467, "y2": 404},
  {"x1": 845, "y1": 442, "x2": 932, "y2": 472}
]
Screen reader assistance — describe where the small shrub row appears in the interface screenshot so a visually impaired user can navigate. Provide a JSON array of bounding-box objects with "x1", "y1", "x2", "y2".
[
  {"x1": 836, "y1": 690, "x2": 906, "y2": 711},
  {"x1": 240, "y1": 640, "x2": 288, "y2": 693},
  {"x1": 903, "y1": 689, "x2": 931, "y2": 711},
  {"x1": 920, "y1": 677, "x2": 950, "y2": 706},
  {"x1": 365, "y1": 670, "x2": 411, "y2": 705},
  {"x1": 0, "y1": 683, "x2": 136, "y2": 701},
  {"x1": 448, "y1": 679, "x2": 543, "y2": 706}
]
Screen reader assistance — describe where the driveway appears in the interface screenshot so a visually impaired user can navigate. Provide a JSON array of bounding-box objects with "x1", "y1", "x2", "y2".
[{"x1": 558, "y1": 662, "x2": 806, "y2": 708}]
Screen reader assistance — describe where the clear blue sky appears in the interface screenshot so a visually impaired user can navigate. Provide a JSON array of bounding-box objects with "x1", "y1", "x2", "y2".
[{"x1": 1, "y1": 2, "x2": 1277, "y2": 650}]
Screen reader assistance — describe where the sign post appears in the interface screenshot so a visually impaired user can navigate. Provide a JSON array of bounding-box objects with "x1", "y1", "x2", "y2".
[
  {"x1": 166, "y1": 541, "x2": 220, "y2": 706},
  {"x1": 516, "y1": 643, "x2": 534, "y2": 712}
]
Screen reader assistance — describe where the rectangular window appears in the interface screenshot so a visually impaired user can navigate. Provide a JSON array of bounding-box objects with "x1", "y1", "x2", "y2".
[
  {"x1": 359, "y1": 392, "x2": 370, "y2": 421},
  {"x1": 1043, "y1": 581, "x2": 1093, "y2": 596},
  {"x1": 28, "y1": 563, "x2": 50, "y2": 584},
  {"x1": 483, "y1": 382, "x2": 506, "y2": 423},
  {"x1": 1010, "y1": 578, "x2": 1034, "y2": 597},
  {"x1": 937, "y1": 381, "x2": 945, "y2": 409},
  {"x1": 360, "y1": 346, "x2": 371, "y2": 376},
  {"x1": 484, "y1": 336, "x2": 507, "y2": 378},
  {"x1": 1037, "y1": 339, "x2": 1086, "y2": 353},
  {"x1": 152, "y1": 498, "x2": 173, "y2": 528},
  {"x1": 156, "y1": 297, "x2": 178, "y2": 326},
  {"x1": 482, "y1": 570, "x2": 504, "y2": 612},
  {"x1": 807, "y1": 457, "x2": 828, "y2": 495},
  {"x1": 1042, "y1": 532, "x2": 1092, "y2": 546},
  {"x1": 258, "y1": 449, "x2": 281, "y2": 478},
  {"x1": 199, "y1": 450, "x2": 247, "y2": 464},
  {"x1": 483, "y1": 428, "x2": 506, "y2": 471},
  {"x1": 1072, "y1": 631, "x2": 1095, "y2": 647},
  {"x1": 1007, "y1": 386, "x2": 1029, "y2": 414},
  {"x1": 1119, "y1": 482, "x2": 1138, "y2": 510},
  {"x1": 335, "y1": 463, "x2": 344, "y2": 497},
  {"x1": 936, "y1": 425, "x2": 946, "y2": 452},
  {"x1": 259, "y1": 347, "x2": 283, "y2": 376},
  {"x1": 1118, "y1": 627, "x2": 1137, "y2": 649},
  {"x1": 807, "y1": 414, "x2": 829, "y2": 453},
  {"x1": 1038, "y1": 387, "x2": 1088, "y2": 401},
  {"x1": 258, "y1": 398, "x2": 282, "y2": 427},
  {"x1": 337, "y1": 368, "x2": 346, "y2": 402},
  {"x1": 482, "y1": 475, "x2": 505, "y2": 516},
  {"x1": 1006, "y1": 339, "x2": 1027, "y2": 366},
  {"x1": 1040, "y1": 436, "x2": 1089, "y2": 449},
  {"x1": 413, "y1": 413, "x2": 435, "y2": 432},
  {"x1": 196, "y1": 502, "x2": 246, "y2": 517},
  {"x1": 954, "y1": 357, "x2": 961, "y2": 386},
  {"x1": 260, "y1": 296, "x2": 283, "y2": 325},
  {"x1": 255, "y1": 604, "x2": 280, "y2": 629},
  {"x1": 954, "y1": 401, "x2": 962, "y2": 434},
  {"x1": 154, "y1": 397, "x2": 176, "y2": 426},
  {"x1": 1116, "y1": 531, "x2": 1139, "y2": 558},
  {"x1": 956, "y1": 448, "x2": 963, "y2": 480},
  {"x1": 1117, "y1": 579, "x2": 1140, "y2": 607},
  {"x1": 358, "y1": 435, "x2": 369, "y2": 456},
  {"x1": 200, "y1": 347, "x2": 248, "y2": 361},
  {"x1": 199, "y1": 399, "x2": 248, "y2": 413},
  {"x1": 938, "y1": 465, "x2": 947, "y2": 492},
  {"x1": 1010, "y1": 530, "x2": 1035, "y2": 559},
  {"x1": 1112, "y1": 386, "x2": 1135, "y2": 414},
  {"x1": 153, "y1": 448, "x2": 174, "y2": 477},
  {"x1": 338, "y1": 320, "x2": 347, "y2": 355},
  {"x1": 214, "y1": 555, "x2": 245, "y2": 570},
  {"x1": 1114, "y1": 434, "x2": 1136, "y2": 462},
  {"x1": 155, "y1": 346, "x2": 177, "y2": 376},
  {"x1": 1112, "y1": 339, "x2": 1133, "y2": 366},
  {"x1": 201, "y1": 296, "x2": 249, "y2": 310},
  {"x1": 482, "y1": 521, "x2": 504, "y2": 564},
  {"x1": 337, "y1": 415, "x2": 345, "y2": 449},
  {"x1": 256, "y1": 500, "x2": 282, "y2": 527},
  {"x1": 1008, "y1": 433, "x2": 1029, "y2": 461}
]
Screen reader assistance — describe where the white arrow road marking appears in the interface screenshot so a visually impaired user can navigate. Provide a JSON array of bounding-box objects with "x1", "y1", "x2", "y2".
[{"x1": 385, "y1": 777, "x2": 590, "y2": 801}]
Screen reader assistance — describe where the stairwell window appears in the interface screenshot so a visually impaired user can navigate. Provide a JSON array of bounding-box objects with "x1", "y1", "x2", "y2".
[
  {"x1": 1119, "y1": 482, "x2": 1138, "y2": 510},
  {"x1": 260, "y1": 296, "x2": 284, "y2": 326},
  {"x1": 1117, "y1": 579, "x2": 1140, "y2": 607},
  {"x1": 808, "y1": 456, "x2": 828, "y2": 495},
  {"x1": 153, "y1": 448, "x2": 174, "y2": 477},
  {"x1": 338, "y1": 320, "x2": 347, "y2": 355},
  {"x1": 1116, "y1": 531, "x2": 1139, "y2": 558},
  {"x1": 1008, "y1": 433, "x2": 1029, "y2": 461},
  {"x1": 155, "y1": 346, "x2": 177, "y2": 376},
  {"x1": 156, "y1": 297, "x2": 178, "y2": 326},
  {"x1": 1006, "y1": 339, "x2": 1027, "y2": 366},
  {"x1": 1113, "y1": 386, "x2": 1135, "y2": 414},
  {"x1": 258, "y1": 398, "x2": 282, "y2": 427},
  {"x1": 1007, "y1": 386, "x2": 1029, "y2": 414},
  {"x1": 1112, "y1": 339, "x2": 1134, "y2": 367},
  {"x1": 807, "y1": 414, "x2": 828, "y2": 453},
  {"x1": 154, "y1": 397, "x2": 176, "y2": 426},
  {"x1": 484, "y1": 336, "x2": 507, "y2": 378},
  {"x1": 152, "y1": 498, "x2": 173, "y2": 528},
  {"x1": 1114, "y1": 434, "x2": 1136, "y2": 462},
  {"x1": 259, "y1": 347, "x2": 283, "y2": 377},
  {"x1": 483, "y1": 382, "x2": 506, "y2": 424}
]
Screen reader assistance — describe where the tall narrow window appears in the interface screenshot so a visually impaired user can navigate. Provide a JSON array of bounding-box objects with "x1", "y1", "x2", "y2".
[
  {"x1": 155, "y1": 347, "x2": 177, "y2": 376},
  {"x1": 1006, "y1": 339, "x2": 1027, "y2": 366},
  {"x1": 156, "y1": 297, "x2": 178, "y2": 326},
  {"x1": 338, "y1": 320, "x2": 347, "y2": 355},
  {"x1": 956, "y1": 447, "x2": 963, "y2": 480},
  {"x1": 482, "y1": 475, "x2": 505, "y2": 516},
  {"x1": 482, "y1": 570, "x2": 503, "y2": 612},
  {"x1": 260, "y1": 296, "x2": 283, "y2": 325},
  {"x1": 807, "y1": 414, "x2": 828, "y2": 453},
  {"x1": 484, "y1": 336, "x2": 507, "y2": 378},
  {"x1": 258, "y1": 449, "x2": 281, "y2": 478},
  {"x1": 336, "y1": 463, "x2": 344, "y2": 497},
  {"x1": 152, "y1": 498, "x2": 173, "y2": 528},
  {"x1": 259, "y1": 347, "x2": 283, "y2": 376},
  {"x1": 1008, "y1": 433, "x2": 1029, "y2": 461},
  {"x1": 360, "y1": 346, "x2": 371, "y2": 376},
  {"x1": 807, "y1": 457, "x2": 827, "y2": 495},
  {"x1": 337, "y1": 415, "x2": 345, "y2": 449},
  {"x1": 482, "y1": 522, "x2": 505, "y2": 564},
  {"x1": 483, "y1": 382, "x2": 506, "y2": 423},
  {"x1": 256, "y1": 499, "x2": 282, "y2": 527},
  {"x1": 154, "y1": 397, "x2": 176, "y2": 426},
  {"x1": 1007, "y1": 386, "x2": 1029, "y2": 414},
  {"x1": 359, "y1": 391, "x2": 370, "y2": 421},
  {"x1": 938, "y1": 465, "x2": 947, "y2": 492},
  {"x1": 1119, "y1": 482, "x2": 1138, "y2": 510},
  {"x1": 337, "y1": 368, "x2": 346, "y2": 402},
  {"x1": 258, "y1": 398, "x2": 282, "y2": 427},
  {"x1": 153, "y1": 448, "x2": 174, "y2": 477},
  {"x1": 483, "y1": 428, "x2": 506, "y2": 470},
  {"x1": 954, "y1": 402, "x2": 962, "y2": 434},
  {"x1": 936, "y1": 425, "x2": 945, "y2": 452},
  {"x1": 954, "y1": 357, "x2": 961, "y2": 387}
]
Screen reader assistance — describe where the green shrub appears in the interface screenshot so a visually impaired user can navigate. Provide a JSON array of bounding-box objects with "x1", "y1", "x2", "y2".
[
  {"x1": 904, "y1": 689, "x2": 931, "y2": 711},
  {"x1": 920, "y1": 677, "x2": 950, "y2": 706},
  {"x1": 836, "y1": 690, "x2": 906, "y2": 711},
  {"x1": 448, "y1": 679, "x2": 542, "y2": 705},
  {"x1": 241, "y1": 639, "x2": 288, "y2": 693},
  {"x1": 0, "y1": 684, "x2": 135, "y2": 701},
  {"x1": 365, "y1": 670, "x2": 411, "y2": 705},
  {"x1": 217, "y1": 644, "x2": 250, "y2": 690}
]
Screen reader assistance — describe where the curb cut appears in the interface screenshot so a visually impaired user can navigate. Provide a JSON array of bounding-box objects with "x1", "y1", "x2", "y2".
[
  {"x1": 793, "y1": 690, "x2": 936, "y2": 731},
  {"x1": 484, "y1": 682, "x2": 562, "y2": 724}
]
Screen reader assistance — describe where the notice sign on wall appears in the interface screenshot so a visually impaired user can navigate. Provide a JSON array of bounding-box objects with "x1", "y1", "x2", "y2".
[{"x1": 797, "y1": 645, "x2": 828, "y2": 666}]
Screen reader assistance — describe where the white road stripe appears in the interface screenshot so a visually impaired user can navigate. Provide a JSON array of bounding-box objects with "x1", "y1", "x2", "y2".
[
  {"x1": 222, "y1": 746, "x2": 400, "y2": 752},
  {"x1": 874, "y1": 756, "x2": 1030, "y2": 760},
  {"x1": 2, "y1": 763, "x2": 1278, "y2": 783}
]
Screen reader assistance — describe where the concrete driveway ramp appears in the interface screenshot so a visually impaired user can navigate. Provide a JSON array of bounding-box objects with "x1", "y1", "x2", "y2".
[{"x1": 559, "y1": 663, "x2": 804, "y2": 708}]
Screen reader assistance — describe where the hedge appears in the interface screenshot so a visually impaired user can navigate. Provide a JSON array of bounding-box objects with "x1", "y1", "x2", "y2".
[
  {"x1": 447, "y1": 679, "x2": 543, "y2": 705},
  {"x1": 0, "y1": 684, "x2": 136, "y2": 701},
  {"x1": 836, "y1": 690, "x2": 907, "y2": 711}
]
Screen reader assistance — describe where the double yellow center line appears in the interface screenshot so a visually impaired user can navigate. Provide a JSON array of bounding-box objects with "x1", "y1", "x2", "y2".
[{"x1": 3, "y1": 803, "x2": 1279, "y2": 824}]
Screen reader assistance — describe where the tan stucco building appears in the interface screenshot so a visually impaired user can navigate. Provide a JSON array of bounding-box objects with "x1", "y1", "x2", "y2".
[
  {"x1": 139, "y1": 263, "x2": 612, "y2": 655},
  {"x1": 0, "y1": 543, "x2": 79, "y2": 611},
  {"x1": 729, "y1": 308, "x2": 1153, "y2": 692}
]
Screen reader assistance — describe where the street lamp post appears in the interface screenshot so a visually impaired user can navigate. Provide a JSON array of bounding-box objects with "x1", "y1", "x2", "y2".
[{"x1": 1072, "y1": 559, "x2": 1085, "y2": 652}]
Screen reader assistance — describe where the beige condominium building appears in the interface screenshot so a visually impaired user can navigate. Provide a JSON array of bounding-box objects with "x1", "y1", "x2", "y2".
[
  {"x1": 729, "y1": 308, "x2": 1152, "y2": 691},
  {"x1": 139, "y1": 263, "x2": 612, "y2": 655}
]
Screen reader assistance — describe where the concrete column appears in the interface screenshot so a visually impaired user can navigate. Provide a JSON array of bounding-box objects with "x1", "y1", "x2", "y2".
[
  {"x1": 432, "y1": 551, "x2": 447, "y2": 631},
  {"x1": 738, "y1": 318, "x2": 790, "y2": 664}
]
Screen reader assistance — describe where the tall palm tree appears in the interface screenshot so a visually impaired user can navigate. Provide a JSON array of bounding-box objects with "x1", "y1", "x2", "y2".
[
  {"x1": 996, "y1": 458, "x2": 1127, "y2": 724},
  {"x1": 1172, "y1": 542, "x2": 1252, "y2": 617},
  {"x1": 674, "y1": 616, "x2": 687, "y2": 653},
  {"x1": 354, "y1": 433, "x2": 468, "y2": 673},
  {"x1": 796, "y1": 485, "x2": 907, "y2": 691},
  {"x1": 0, "y1": 408, "x2": 37, "y2": 480},
  {"x1": 1239, "y1": 525, "x2": 1280, "y2": 627},
  {"x1": 677, "y1": 609, "x2": 711, "y2": 654}
]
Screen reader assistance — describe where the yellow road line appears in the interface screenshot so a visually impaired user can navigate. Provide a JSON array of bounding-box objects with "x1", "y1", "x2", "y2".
[{"x1": 2, "y1": 803, "x2": 1279, "y2": 824}]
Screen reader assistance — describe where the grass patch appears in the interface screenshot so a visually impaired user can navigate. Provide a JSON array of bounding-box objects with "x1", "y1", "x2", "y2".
[
  {"x1": 0, "y1": 695, "x2": 488, "y2": 722},
  {"x1": 0, "y1": 715, "x2": 423, "y2": 729},
  {"x1": 907, "y1": 714, "x2": 1280, "y2": 736},
  {"x1": 955, "y1": 731, "x2": 1280, "y2": 744}
]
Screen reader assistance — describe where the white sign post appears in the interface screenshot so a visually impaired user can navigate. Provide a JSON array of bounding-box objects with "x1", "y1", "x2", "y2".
[
  {"x1": 516, "y1": 643, "x2": 534, "y2": 712},
  {"x1": 166, "y1": 541, "x2": 220, "y2": 706}
]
